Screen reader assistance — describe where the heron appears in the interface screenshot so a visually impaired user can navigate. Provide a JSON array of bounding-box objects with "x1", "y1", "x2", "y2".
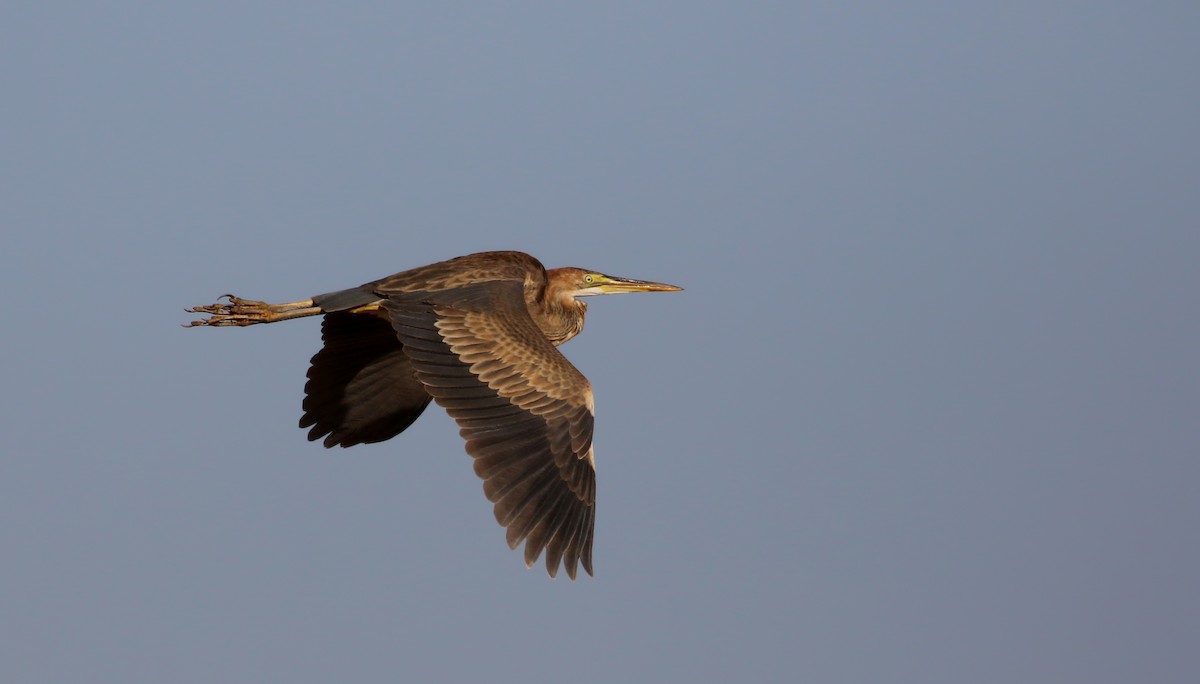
[{"x1": 185, "y1": 251, "x2": 681, "y2": 579}]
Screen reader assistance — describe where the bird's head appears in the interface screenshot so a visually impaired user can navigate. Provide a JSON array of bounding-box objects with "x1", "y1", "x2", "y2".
[{"x1": 548, "y1": 267, "x2": 683, "y2": 299}]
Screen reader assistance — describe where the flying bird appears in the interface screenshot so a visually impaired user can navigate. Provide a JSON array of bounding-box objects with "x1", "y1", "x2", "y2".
[{"x1": 185, "y1": 251, "x2": 681, "y2": 579}]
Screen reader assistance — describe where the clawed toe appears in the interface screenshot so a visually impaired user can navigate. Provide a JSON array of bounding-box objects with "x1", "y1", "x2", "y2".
[
  {"x1": 183, "y1": 295, "x2": 321, "y2": 327},
  {"x1": 184, "y1": 295, "x2": 272, "y2": 326}
]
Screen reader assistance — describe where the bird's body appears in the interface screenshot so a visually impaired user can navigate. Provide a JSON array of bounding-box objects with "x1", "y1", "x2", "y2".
[{"x1": 186, "y1": 251, "x2": 681, "y2": 579}]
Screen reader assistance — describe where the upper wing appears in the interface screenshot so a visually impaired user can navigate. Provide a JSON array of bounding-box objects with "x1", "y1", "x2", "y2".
[{"x1": 382, "y1": 281, "x2": 596, "y2": 579}]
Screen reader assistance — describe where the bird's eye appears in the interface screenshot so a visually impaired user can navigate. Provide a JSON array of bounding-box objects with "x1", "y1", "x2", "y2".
[{"x1": 584, "y1": 274, "x2": 594, "y2": 284}]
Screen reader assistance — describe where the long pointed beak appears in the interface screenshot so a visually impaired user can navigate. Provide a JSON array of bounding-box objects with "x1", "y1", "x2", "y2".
[{"x1": 591, "y1": 275, "x2": 683, "y2": 295}]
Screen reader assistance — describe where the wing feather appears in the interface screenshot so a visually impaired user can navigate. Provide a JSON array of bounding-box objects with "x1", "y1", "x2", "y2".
[
  {"x1": 299, "y1": 312, "x2": 432, "y2": 448},
  {"x1": 382, "y1": 281, "x2": 596, "y2": 578}
]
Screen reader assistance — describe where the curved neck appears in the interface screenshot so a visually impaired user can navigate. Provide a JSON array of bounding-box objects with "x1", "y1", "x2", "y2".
[{"x1": 535, "y1": 291, "x2": 587, "y2": 346}]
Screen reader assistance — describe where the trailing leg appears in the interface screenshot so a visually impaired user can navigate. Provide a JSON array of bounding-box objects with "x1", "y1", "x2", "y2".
[{"x1": 185, "y1": 295, "x2": 323, "y2": 327}]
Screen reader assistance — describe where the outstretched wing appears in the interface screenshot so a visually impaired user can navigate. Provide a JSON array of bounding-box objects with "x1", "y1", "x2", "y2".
[{"x1": 382, "y1": 281, "x2": 596, "y2": 579}]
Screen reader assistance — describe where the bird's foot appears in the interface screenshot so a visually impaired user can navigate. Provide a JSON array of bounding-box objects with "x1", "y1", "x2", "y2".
[
  {"x1": 184, "y1": 295, "x2": 273, "y2": 326},
  {"x1": 184, "y1": 295, "x2": 319, "y2": 327}
]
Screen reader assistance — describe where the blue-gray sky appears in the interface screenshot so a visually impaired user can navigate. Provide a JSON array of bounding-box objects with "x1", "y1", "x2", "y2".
[{"x1": 3, "y1": 3, "x2": 1197, "y2": 682}]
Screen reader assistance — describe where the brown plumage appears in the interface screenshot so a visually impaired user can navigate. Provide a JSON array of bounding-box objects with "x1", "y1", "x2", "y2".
[{"x1": 186, "y1": 251, "x2": 681, "y2": 579}]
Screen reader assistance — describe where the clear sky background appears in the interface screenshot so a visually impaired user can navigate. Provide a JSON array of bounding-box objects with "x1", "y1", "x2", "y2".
[{"x1": 2, "y1": 3, "x2": 1197, "y2": 682}]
